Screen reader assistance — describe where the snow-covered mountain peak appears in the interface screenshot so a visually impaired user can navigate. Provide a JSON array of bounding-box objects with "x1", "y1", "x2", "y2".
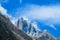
[
  {"x1": 19, "y1": 16, "x2": 30, "y2": 22},
  {"x1": 15, "y1": 17, "x2": 41, "y2": 37},
  {"x1": 20, "y1": 16, "x2": 28, "y2": 21},
  {"x1": 14, "y1": 17, "x2": 58, "y2": 40}
]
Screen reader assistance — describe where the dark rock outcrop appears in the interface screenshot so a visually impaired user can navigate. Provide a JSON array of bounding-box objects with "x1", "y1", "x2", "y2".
[{"x1": 0, "y1": 12, "x2": 33, "y2": 40}]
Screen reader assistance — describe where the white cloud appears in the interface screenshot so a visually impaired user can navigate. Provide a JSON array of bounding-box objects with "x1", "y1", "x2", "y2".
[
  {"x1": 49, "y1": 24, "x2": 57, "y2": 30},
  {"x1": 0, "y1": 4, "x2": 7, "y2": 15},
  {"x1": 14, "y1": 4, "x2": 60, "y2": 30},
  {"x1": 0, "y1": 4, "x2": 13, "y2": 20},
  {"x1": 45, "y1": 24, "x2": 57, "y2": 30},
  {"x1": 16, "y1": 4, "x2": 60, "y2": 24},
  {"x1": 0, "y1": 4, "x2": 16, "y2": 24}
]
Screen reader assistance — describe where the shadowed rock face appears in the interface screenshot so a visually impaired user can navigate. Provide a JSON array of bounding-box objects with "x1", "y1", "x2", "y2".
[
  {"x1": 0, "y1": 13, "x2": 19, "y2": 40},
  {"x1": 0, "y1": 13, "x2": 33, "y2": 40}
]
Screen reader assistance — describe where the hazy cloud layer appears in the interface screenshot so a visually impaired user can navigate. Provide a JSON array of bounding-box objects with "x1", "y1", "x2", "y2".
[
  {"x1": 15, "y1": 4, "x2": 60, "y2": 30},
  {"x1": 16, "y1": 4, "x2": 60, "y2": 24},
  {"x1": 0, "y1": 3, "x2": 59, "y2": 30}
]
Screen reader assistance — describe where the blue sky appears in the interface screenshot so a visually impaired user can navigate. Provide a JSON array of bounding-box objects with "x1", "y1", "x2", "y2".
[{"x1": 0, "y1": 0, "x2": 60, "y2": 38}]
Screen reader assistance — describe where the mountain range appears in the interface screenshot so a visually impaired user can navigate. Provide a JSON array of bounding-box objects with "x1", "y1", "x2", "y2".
[{"x1": 0, "y1": 12, "x2": 60, "y2": 40}]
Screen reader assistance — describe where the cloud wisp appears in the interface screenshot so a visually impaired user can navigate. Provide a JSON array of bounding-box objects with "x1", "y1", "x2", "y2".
[
  {"x1": 0, "y1": 4, "x2": 7, "y2": 15},
  {"x1": 14, "y1": 4, "x2": 60, "y2": 30},
  {"x1": 0, "y1": 4, "x2": 13, "y2": 21},
  {"x1": 0, "y1": 3, "x2": 59, "y2": 30},
  {"x1": 16, "y1": 4, "x2": 60, "y2": 24}
]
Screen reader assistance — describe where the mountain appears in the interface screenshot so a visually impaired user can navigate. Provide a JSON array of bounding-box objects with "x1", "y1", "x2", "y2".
[
  {"x1": 0, "y1": 12, "x2": 60, "y2": 40},
  {"x1": 36, "y1": 30, "x2": 56, "y2": 40},
  {"x1": 15, "y1": 17, "x2": 60, "y2": 40},
  {"x1": 15, "y1": 17, "x2": 41, "y2": 38},
  {"x1": 0, "y1": 12, "x2": 33, "y2": 40},
  {"x1": 57, "y1": 38, "x2": 60, "y2": 40}
]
